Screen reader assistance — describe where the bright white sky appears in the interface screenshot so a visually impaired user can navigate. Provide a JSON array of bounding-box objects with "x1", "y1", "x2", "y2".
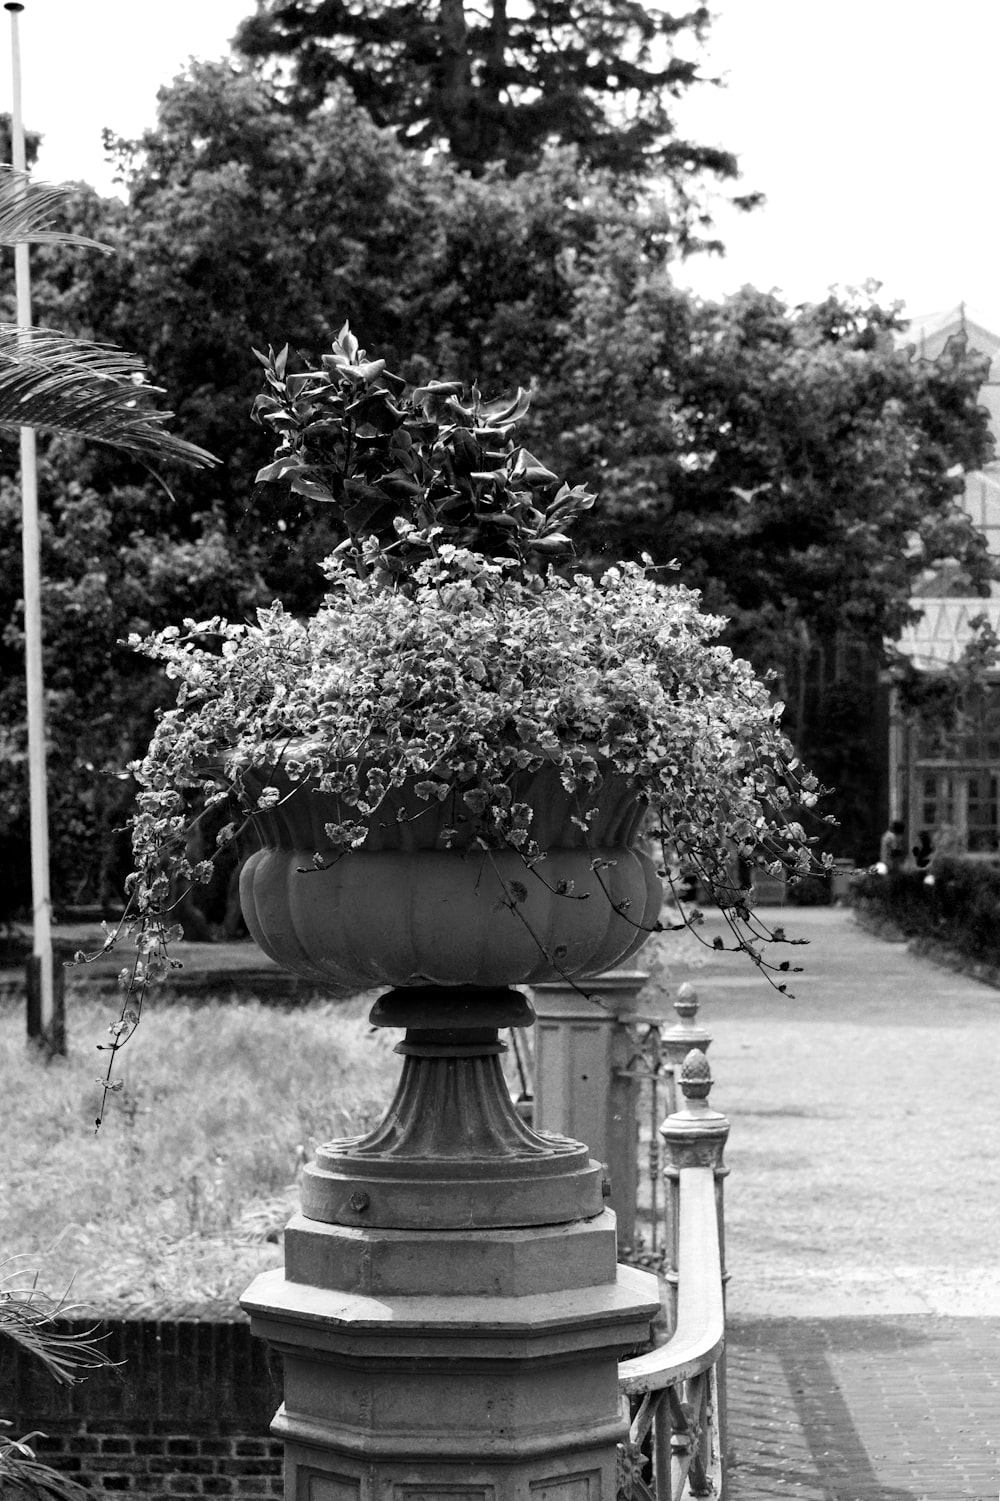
[
  {"x1": 2, "y1": 0, "x2": 997, "y2": 332},
  {"x1": 673, "y1": 1, "x2": 1000, "y2": 329}
]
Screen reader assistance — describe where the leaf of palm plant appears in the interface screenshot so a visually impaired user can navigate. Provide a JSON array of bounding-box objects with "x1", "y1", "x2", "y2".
[
  {"x1": 0, "y1": 167, "x2": 218, "y2": 467},
  {"x1": 0, "y1": 1274, "x2": 113, "y2": 1385},
  {"x1": 0, "y1": 1431, "x2": 90, "y2": 1500},
  {"x1": 0, "y1": 325, "x2": 218, "y2": 466},
  {"x1": 0, "y1": 167, "x2": 110, "y2": 253},
  {"x1": 0, "y1": 1273, "x2": 114, "y2": 1498}
]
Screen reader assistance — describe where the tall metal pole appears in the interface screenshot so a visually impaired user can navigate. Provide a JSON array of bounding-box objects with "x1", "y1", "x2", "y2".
[{"x1": 6, "y1": 0, "x2": 56, "y2": 1048}]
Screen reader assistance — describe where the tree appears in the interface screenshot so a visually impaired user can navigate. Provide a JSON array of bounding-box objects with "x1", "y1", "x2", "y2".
[
  {"x1": 235, "y1": 0, "x2": 756, "y2": 248},
  {"x1": 616, "y1": 288, "x2": 992, "y2": 647},
  {"x1": 98, "y1": 61, "x2": 460, "y2": 541},
  {"x1": 93, "y1": 63, "x2": 686, "y2": 604},
  {"x1": 544, "y1": 280, "x2": 998, "y2": 856},
  {"x1": 0, "y1": 109, "x2": 41, "y2": 170}
]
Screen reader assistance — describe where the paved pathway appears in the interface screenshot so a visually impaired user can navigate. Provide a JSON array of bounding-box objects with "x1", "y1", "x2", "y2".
[
  {"x1": 727, "y1": 1315, "x2": 1000, "y2": 1500},
  {"x1": 665, "y1": 907, "x2": 1000, "y2": 1499}
]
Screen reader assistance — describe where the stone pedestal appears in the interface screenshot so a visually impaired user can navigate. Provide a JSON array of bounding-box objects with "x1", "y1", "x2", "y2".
[
  {"x1": 531, "y1": 971, "x2": 647, "y2": 1244},
  {"x1": 242, "y1": 987, "x2": 660, "y2": 1501}
]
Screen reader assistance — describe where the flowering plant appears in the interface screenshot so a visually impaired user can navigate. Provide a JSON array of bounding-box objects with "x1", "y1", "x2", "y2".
[{"x1": 88, "y1": 324, "x2": 827, "y2": 1121}]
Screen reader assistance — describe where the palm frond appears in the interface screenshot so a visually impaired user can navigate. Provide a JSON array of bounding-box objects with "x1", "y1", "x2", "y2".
[
  {"x1": 0, "y1": 1270, "x2": 113, "y2": 1385},
  {"x1": 0, "y1": 166, "x2": 110, "y2": 253},
  {"x1": 0, "y1": 325, "x2": 219, "y2": 467},
  {"x1": 0, "y1": 169, "x2": 217, "y2": 467},
  {"x1": 0, "y1": 1268, "x2": 113, "y2": 1498},
  {"x1": 0, "y1": 1426, "x2": 89, "y2": 1501}
]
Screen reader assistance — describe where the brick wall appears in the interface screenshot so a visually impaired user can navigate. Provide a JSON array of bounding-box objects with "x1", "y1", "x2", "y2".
[{"x1": 1, "y1": 1315, "x2": 284, "y2": 1498}]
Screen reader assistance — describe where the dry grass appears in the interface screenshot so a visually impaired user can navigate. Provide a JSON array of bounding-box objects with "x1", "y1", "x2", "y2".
[{"x1": 2, "y1": 992, "x2": 399, "y2": 1316}]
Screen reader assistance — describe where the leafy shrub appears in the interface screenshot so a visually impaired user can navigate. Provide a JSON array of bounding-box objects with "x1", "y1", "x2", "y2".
[
  {"x1": 785, "y1": 873, "x2": 832, "y2": 906},
  {"x1": 853, "y1": 856, "x2": 1000, "y2": 968}
]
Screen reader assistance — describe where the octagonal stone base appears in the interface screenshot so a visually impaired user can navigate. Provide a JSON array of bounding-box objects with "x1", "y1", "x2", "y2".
[
  {"x1": 243, "y1": 1214, "x2": 658, "y2": 1501},
  {"x1": 241, "y1": 986, "x2": 660, "y2": 1499}
]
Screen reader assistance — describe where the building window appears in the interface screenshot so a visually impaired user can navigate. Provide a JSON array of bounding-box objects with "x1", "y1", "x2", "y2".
[{"x1": 966, "y1": 771, "x2": 999, "y2": 853}]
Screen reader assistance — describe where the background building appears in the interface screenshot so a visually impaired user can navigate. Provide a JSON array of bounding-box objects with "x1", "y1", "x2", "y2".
[{"x1": 890, "y1": 307, "x2": 1000, "y2": 856}]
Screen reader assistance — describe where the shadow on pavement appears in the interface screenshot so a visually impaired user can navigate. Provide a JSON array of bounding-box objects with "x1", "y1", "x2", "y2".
[{"x1": 728, "y1": 1316, "x2": 1000, "y2": 1500}]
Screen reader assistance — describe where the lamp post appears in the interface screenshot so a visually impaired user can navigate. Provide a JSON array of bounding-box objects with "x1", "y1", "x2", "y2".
[{"x1": 4, "y1": 0, "x2": 58, "y2": 1051}]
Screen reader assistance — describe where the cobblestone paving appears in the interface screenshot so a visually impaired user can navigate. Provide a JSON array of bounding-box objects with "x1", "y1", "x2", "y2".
[{"x1": 727, "y1": 1317, "x2": 1000, "y2": 1500}]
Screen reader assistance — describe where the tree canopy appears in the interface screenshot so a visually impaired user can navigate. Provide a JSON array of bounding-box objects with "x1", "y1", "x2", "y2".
[
  {"x1": 234, "y1": 0, "x2": 756, "y2": 249},
  {"x1": 553, "y1": 284, "x2": 996, "y2": 653},
  {"x1": 1, "y1": 58, "x2": 996, "y2": 911},
  {"x1": 535, "y1": 276, "x2": 997, "y2": 854}
]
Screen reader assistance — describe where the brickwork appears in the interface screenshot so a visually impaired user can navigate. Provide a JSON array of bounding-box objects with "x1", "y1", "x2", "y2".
[
  {"x1": 727, "y1": 1316, "x2": 1000, "y2": 1499},
  {"x1": 0, "y1": 1315, "x2": 284, "y2": 1499}
]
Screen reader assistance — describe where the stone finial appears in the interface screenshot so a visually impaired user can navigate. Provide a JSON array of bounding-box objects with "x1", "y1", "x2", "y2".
[
  {"x1": 679, "y1": 1047, "x2": 712, "y2": 1102},
  {"x1": 660, "y1": 1046, "x2": 729, "y2": 1162},
  {"x1": 674, "y1": 982, "x2": 699, "y2": 1022}
]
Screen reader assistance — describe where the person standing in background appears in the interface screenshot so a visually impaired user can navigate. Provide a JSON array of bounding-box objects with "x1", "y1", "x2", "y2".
[{"x1": 879, "y1": 819, "x2": 906, "y2": 871}]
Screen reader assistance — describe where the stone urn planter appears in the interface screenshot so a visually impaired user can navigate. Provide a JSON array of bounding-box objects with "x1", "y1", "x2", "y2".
[
  {"x1": 238, "y1": 753, "x2": 662, "y2": 1235},
  {"x1": 238, "y1": 754, "x2": 662, "y2": 988}
]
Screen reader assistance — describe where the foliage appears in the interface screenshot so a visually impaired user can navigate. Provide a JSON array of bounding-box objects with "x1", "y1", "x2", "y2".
[
  {"x1": 543, "y1": 280, "x2": 998, "y2": 858},
  {"x1": 0, "y1": 470, "x2": 263, "y2": 920},
  {"x1": 130, "y1": 548, "x2": 819, "y2": 872},
  {"x1": 853, "y1": 856, "x2": 1000, "y2": 969},
  {"x1": 235, "y1": 0, "x2": 755, "y2": 246},
  {"x1": 250, "y1": 323, "x2": 596, "y2": 578},
  {"x1": 84, "y1": 327, "x2": 829, "y2": 1117},
  {"x1": 559, "y1": 285, "x2": 997, "y2": 653},
  {"x1": 1, "y1": 62, "x2": 992, "y2": 908},
  {"x1": 0, "y1": 169, "x2": 216, "y2": 466},
  {"x1": 1, "y1": 1264, "x2": 112, "y2": 1501}
]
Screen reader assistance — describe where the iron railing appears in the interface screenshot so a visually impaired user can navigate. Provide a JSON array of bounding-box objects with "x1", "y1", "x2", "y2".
[
  {"x1": 624, "y1": 985, "x2": 712, "y2": 1258},
  {"x1": 616, "y1": 1049, "x2": 729, "y2": 1501},
  {"x1": 509, "y1": 987, "x2": 729, "y2": 1497}
]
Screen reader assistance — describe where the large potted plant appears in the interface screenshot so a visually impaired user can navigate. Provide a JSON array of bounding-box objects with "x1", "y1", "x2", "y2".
[
  {"x1": 82, "y1": 324, "x2": 828, "y2": 1496},
  {"x1": 90, "y1": 322, "x2": 825, "y2": 1117}
]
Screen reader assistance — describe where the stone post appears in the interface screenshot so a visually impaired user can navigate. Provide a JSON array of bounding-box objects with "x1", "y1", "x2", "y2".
[
  {"x1": 242, "y1": 986, "x2": 661, "y2": 1501},
  {"x1": 531, "y1": 970, "x2": 647, "y2": 1245},
  {"x1": 659, "y1": 1049, "x2": 729, "y2": 1338}
]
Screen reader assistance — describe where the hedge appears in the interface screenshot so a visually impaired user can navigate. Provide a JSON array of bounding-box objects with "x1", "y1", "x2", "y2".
[{"x1": 853, "y1": 855, "x2": 1000, "y2": 968}]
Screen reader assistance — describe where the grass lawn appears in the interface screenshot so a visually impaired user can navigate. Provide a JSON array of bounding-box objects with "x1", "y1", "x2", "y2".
[{"x1": 3, "y1": 991, "x2": 400, "y2": 1316}]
